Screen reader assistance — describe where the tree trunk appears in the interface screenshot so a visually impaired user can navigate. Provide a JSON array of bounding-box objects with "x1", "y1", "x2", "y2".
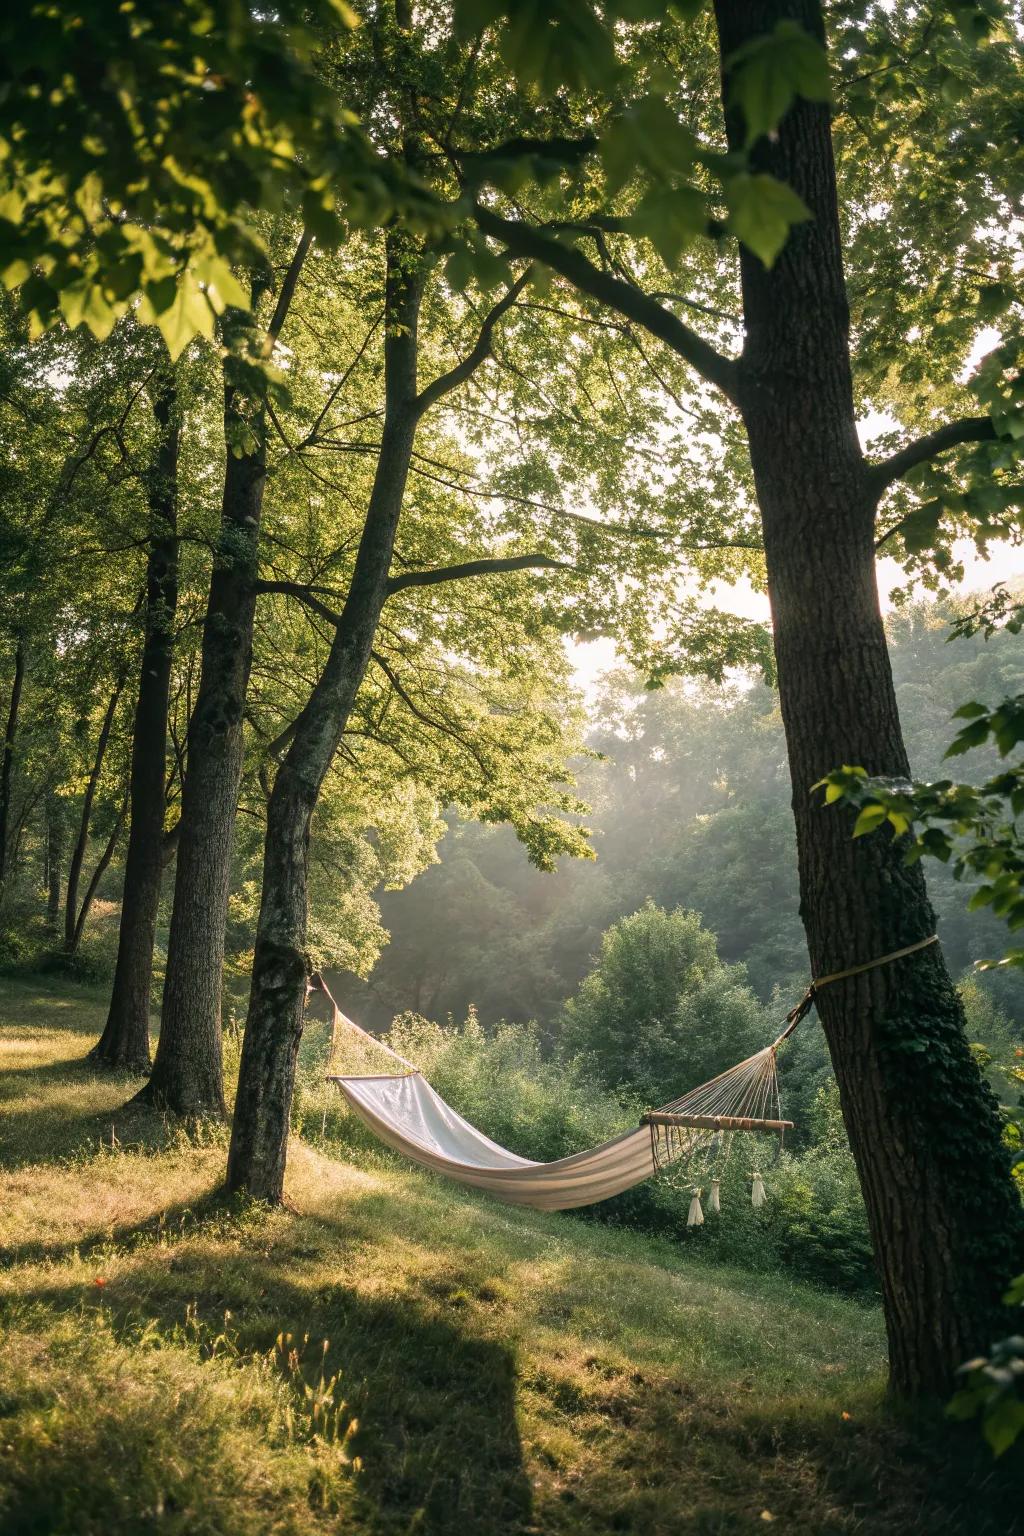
[
  {"x1": 227, "y1": 237, "x2": 423, "y2": 1200},
  {"x1": 71, "y1": 796, "x2": 127, "y2": 951},
  {"x1": 45, "y1": 794, "x2": 63, "y2": 929},
  {"x1": 138, "y1": 234, "x2": 312, "y2": 1116},
  {"x1": 64, "y1": 680, "x2": 124, "y2": 953},
  {"x1": 92, "y1": 374, "x2": 179, "y2": 1071},
  {"x1": 138, "y1": 403, "x2": 262, "y2": 1113},
  {"x1": 0, "y1": 639, "x2": 26, "y2": 896},
  {"x1": 715, "y1": 0, "x2": 1023, "y2": 1395}
]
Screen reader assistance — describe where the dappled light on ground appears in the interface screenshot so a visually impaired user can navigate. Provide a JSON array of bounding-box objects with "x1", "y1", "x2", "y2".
[{"x1": 1, "y1": 978, "x2": 1018, "y2": 1535}]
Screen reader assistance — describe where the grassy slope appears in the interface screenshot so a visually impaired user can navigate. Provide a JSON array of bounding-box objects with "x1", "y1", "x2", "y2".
[{"x1": 0, "y1": 977, "x2": 1019, "y2": 1536}]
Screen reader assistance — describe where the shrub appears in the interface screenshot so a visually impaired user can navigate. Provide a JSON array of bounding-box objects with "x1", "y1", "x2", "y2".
[{"x1": 558, "y1": 903, "x2": 773, "y2": 1105}]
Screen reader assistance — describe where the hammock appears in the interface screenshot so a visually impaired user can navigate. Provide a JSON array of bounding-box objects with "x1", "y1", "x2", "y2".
[
  {"x1": 315, "y1": 935, "x2": 939, "y2": 1214},
  {"x1": 317, "y1": 980, "x2": 794, "y2": 1212}
]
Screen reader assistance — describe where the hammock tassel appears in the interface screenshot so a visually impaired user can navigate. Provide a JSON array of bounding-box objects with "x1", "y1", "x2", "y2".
[
  {"x1": 751, "y1": 1171, "x2": 766, "y2": 1209},
  {"x1": 687, "y1": 1188, "x2": 704, "y2": 1227},
  {"x1": 708, "y1": 1177, "x2": 721, "y2": 1214}
]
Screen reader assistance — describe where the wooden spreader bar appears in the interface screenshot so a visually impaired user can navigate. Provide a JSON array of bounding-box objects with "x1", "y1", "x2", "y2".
[{"x1": 641, "y1": 1112, "x2": 794, "y2": 1133}]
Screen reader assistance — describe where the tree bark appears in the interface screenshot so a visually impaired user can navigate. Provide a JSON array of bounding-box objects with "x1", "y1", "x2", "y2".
[
  {"x1": 714, "y1": 0, "x2": 1023, "y2": 1395},
  {"x1": 64, "y1": 679, "x2": 124, "y2": 954},
  {"x1": 0, "y1": 639, "x2": 26, "y2": 897},
  {"x1": 92, "y1": 374, "x2": 179, "y2": 1071},
  {"x1": 139, "y1": 232, "x2": 312, "y2": 1116},
  {"x1": 138, "y1": 396, "x2": 263, "y2": 1113},
  {"x1": 227, "y1": 235, "x2": 424, "y2": 1200}
]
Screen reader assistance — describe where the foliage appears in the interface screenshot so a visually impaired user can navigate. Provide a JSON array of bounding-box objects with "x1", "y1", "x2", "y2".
[
  {"x1": 948, "y1": 1273, "x2": 1024, "y2": 1457},
  {"x1": 557, "y1": 902, "x2": 771, "y2": 1104},
  {"x1": 817, "y1": 689, "x2": 1024, "y2": 969},
  {"x1": 0, "y1": 1, "x2": 441, "y2": 354}
]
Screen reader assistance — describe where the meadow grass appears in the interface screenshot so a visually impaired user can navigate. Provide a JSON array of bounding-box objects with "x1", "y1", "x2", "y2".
[{"x1": 0, "y1": 975, "x2": 1019, "y2": 1535}]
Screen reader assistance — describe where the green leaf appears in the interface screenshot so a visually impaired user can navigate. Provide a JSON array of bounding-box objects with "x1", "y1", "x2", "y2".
[
  {"x1": 629, "y1": 185, "x2": 707, "y2": 268},
  {"x1": 154, "y1": 271, "x2": 215, "y2": 360},
  {"x1": 727, "y1": 20, "x2": 830, "y2": 146},
  {"x1": 725, "y1": 173, "x2": 811, "y2": 268},
  {"x1": 983, "y1": 1397, "x2": 1024, "y2": 1458},
  {"x1": 852, "y1": 803, "x2": 888, "y2": 838}
]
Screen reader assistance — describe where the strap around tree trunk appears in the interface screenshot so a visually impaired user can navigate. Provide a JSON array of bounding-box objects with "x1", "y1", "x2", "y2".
[{"x1": 773, "y1": 933, "x2": 938, "y2": 1045}]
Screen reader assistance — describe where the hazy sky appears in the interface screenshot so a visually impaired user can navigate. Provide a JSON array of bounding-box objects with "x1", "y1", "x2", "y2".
[{"x1": 568, "y1": 538, "x2": 1024, "y2": 699}]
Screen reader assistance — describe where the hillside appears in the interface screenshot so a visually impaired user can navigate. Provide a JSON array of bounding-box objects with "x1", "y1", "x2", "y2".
[{"x1": 0, "y1": 977, "x2": 1018, "y2": 1536}]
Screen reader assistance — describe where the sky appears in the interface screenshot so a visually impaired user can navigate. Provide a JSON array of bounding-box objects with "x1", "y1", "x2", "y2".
[{"x1": 568, "y1": 538, "x2": 1024, "y2": 702}]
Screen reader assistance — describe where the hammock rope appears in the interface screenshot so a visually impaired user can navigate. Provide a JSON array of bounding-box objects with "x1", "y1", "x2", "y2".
[{"x1": 312, "y1": 933, "x2": 938, "y2": 1214}]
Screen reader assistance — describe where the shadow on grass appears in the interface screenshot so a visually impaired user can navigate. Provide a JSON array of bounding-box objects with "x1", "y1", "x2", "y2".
[
  {"x1": 0, "y1": 1068, "x2": 156, "y2": 1172},
  {"x1": 6, "y1": 1228, "x2": 533, "y2": 1536}
]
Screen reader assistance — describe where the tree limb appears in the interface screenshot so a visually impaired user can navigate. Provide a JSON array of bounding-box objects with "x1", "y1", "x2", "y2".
[
  {"x1": 868, "y1": 415, "x2": 997, "y2": 497},
  {"x1": 415, "y1": 268, "x2": 533, "y2": 415},
  {"x1": 473, "y1": 205, "x2": 740, "y2": 404},
  {"x1": 253, "y1": 579, "x2": 342, "y2": 626},
  {"x1": 386, "y1": 552, "x2": 577, "y2": 596},
  {"x1": 267, "y1": 228, "x2": 315, "y2": 345}
]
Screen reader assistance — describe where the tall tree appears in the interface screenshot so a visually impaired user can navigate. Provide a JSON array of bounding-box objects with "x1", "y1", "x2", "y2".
[
  {"x1": 91, "y1": 372, "x2": 180, "y2": 1070},
  {"x1": 138, "y1": 233, "x2": 314, "y2": 1114},
  {"x1": 459, "y1": 0, "x2": 1024, "y2": 1392},
  {"x1": 63, "y1": 678, "x2": 125, "y2": 955},
  {"x1": 0, "y1": 637, "x2": 25, "y2": 898},
  {"x1": 228, "y1": 229, "x2": 523, "y2": 1195}
]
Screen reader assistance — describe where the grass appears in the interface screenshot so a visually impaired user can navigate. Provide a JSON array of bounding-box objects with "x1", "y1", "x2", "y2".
[{"x1": 0, "y1": 975, "x2": 1020, "y2": 1535}]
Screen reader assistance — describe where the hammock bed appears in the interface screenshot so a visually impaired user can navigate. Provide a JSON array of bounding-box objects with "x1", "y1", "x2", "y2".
[
  {"x1": 317, "y1": 934, "x2": 936, "y2": 1214},
  {"x1": 316, "y1": 979, "x2": 795, "y2": 1213}
]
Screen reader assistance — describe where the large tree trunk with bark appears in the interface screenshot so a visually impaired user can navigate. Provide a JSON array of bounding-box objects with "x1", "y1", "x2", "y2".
[
  {"x1": 715, "y1": 0, "x2": 1023, "y2": 1395},
  {"x1": 227, "y1": 239, "x2": 422, "y2": 1200},
  {"x1": 0, "y1": 639, "x2": 26, "y2": 898},
  {"x1": 138, "y1": 401, "x2": 263, "y2": 1113},
  {"x1": 138, "y1": 236, "x2": 311, "y2": 1116},
  {"x1": 92, "y1": 375, "x2": 179, "y2": 1071},
  {"x1": 64, "y1": 679, "x2": 124, "y2": 954}
]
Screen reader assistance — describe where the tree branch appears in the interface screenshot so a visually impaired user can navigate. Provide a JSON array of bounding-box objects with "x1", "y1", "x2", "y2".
[
  {"x1": 868, "y1": 415, "x2": 997, "y2": 497},
  {"x1": 370, "y1": 651, "x2": 491, "y2": 777},
  {"x1": 267, "y1": 228, "x2": 315, "y2": 345},
  {"x1": 415, "y1": 268, "x2": 532, "y2": 416},
  {"x1": 253, "y1": 579, "x2": 342, "y2": 626},
  {"x1": 386, "y1": 552, "x2": 577, "y2": 596},
  {"x1": 473, "y1": 205, "x2": 741, "y2": 404}
]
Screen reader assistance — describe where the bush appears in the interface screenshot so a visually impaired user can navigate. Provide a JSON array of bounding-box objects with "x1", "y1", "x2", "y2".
[{"x1": 558, "y1": 903, "x2": 772, "y2": 1105}]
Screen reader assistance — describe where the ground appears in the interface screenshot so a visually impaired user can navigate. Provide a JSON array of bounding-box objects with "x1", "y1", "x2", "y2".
[{"x1": 0, "y1": 976, "x2": 1019, "y2": 1536}]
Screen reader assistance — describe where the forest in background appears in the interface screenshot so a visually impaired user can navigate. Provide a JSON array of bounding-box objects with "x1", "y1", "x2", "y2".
[
  {"x1": 2, "y1": 0, "x2": 1023, "y2": 1420},
  {"x1": 333, "y1": 591, "x2": 1024, "y2": 1037}
]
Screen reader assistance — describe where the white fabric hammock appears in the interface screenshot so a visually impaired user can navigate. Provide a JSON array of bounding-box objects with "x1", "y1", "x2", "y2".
[
  {"x1": 319, "y1": 936, "x2": 944, "y2": 1212},
  {"x1": 334, "y1": 1069, "x2": 661, "y2": 1210},
  {"x1": 322, "y1": 985, "x2": 792, "y2": 1211}
]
